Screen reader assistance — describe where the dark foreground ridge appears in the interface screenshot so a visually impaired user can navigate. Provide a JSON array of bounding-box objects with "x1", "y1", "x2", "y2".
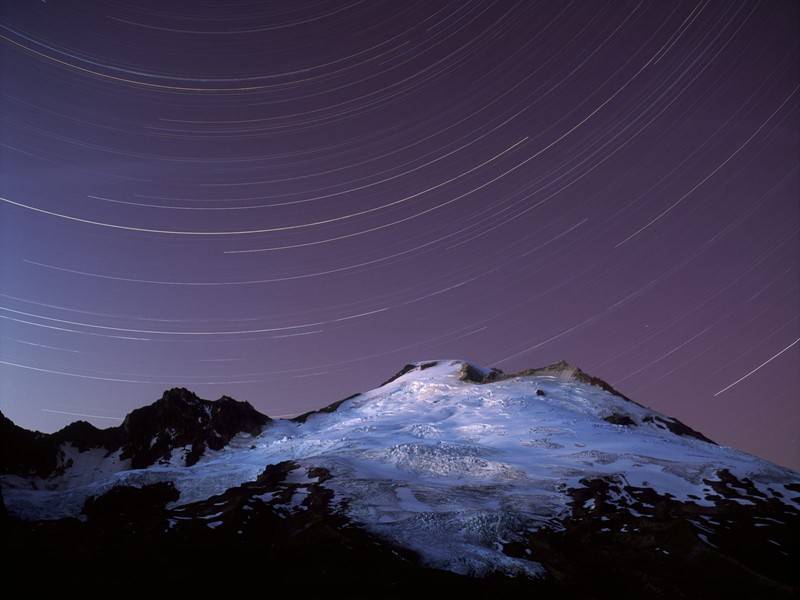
[
  {"x1": 0, "y1": 461, "x2": 542, "y2": 597},
  {"x1": 2, "y1": 458, "x2": 797, "y2": 598}
]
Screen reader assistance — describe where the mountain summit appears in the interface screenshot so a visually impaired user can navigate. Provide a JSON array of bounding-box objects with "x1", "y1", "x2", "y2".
[{"x1": 1, "y1": 359, "x2": 798, "y2": 597}]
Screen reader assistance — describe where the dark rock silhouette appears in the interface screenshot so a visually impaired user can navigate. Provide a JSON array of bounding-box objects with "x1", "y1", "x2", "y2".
[{"x1": 0, "y1": 388, "x2": 270, "y2": 476}]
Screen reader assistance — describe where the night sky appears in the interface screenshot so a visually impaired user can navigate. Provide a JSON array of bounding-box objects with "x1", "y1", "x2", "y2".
[{"x1": 1, "y1": 1, "x2": 798, "y2": 469}]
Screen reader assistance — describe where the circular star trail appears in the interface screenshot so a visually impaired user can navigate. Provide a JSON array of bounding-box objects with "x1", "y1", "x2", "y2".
[{"x1": 1, "y1": 1, "x2": 798, "y2": 468}]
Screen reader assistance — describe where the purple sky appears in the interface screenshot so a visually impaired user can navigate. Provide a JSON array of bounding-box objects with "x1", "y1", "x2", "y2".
[{"x1": 1, "y1": 1, "x2": 798, "y2": 469}]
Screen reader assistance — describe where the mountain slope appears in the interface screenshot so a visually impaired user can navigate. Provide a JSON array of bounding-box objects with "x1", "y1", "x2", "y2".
[{"x1": 1, "y1": 359, "x2": 798, "y2": 597}]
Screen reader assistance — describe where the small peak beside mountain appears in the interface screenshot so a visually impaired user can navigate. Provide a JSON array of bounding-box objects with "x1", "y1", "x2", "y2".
[
  {"x1": 120, "y1": 389, "x2": 270, "y2": 468},
  {"x1": 52, "y1": 420, "x2": 124, "y2": 453},
  {"x1": 0, "y1": 410, "x2": 60, "y2": 478},
  {"x1": 0, "y1": 390, "x2": 272, "y2": 476}
]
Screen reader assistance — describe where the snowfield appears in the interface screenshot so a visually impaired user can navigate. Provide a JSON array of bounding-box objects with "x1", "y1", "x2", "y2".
[{"x1": 3, "y1": 359, "x2": 798, "y2": 576}]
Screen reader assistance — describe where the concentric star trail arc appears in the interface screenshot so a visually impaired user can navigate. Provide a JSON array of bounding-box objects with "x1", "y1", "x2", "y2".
[{"x1": 1, "y1": 0, "x2": 797, "y2": 469}]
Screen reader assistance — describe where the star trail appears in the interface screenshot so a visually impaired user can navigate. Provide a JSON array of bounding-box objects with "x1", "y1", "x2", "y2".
[{"x1": 0, "y1": 1, "x2": 798, "y2": 468}]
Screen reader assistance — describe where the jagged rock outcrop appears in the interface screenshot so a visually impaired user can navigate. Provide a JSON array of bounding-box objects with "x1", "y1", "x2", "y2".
[
  {"x1": 119, "y1": 388, "x2": 270, "y2": 468},
  {"x1": 0, "y1": 389, "x2": 270, "y2": 476}
]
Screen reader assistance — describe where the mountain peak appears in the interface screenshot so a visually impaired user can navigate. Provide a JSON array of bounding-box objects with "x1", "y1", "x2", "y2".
[
  {"x1": 370, "y1": 359, "x2": 715, "y2": 444},
  {"x1": 158, "y1": 387, "x2": 202, "y2": 405},
  {"x1": 2, "y1": 359, "x2": 798, "y2": 594},
  {"x1": 120, "y1": 390, "x2": 269, "y2": 468},
  {"x1": 0, "y1": 390, "x2": 271, "y2": 477}
]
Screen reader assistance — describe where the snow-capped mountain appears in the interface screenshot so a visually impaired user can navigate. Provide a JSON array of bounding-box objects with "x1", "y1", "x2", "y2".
[{"x1": 1, "y1": 360, "x2": 798, "y2": 598}]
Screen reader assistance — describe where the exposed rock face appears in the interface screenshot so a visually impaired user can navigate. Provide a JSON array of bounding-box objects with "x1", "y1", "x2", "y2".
[
  {"x1": 0, "y1": 411, "x2": 125, "y2": 477},
  {"x1": 0, "y1": 488, "x2": 7, "y2": 525},
  {"x1": 502, "y1": 471, "x2": 800, "y2": 599},
  {"x1": 458, "y1": 361, "x2": 504, "y2": 383},
  {"x1": 380, "y1": 360, "x2": 442, "y2": 386},
  {"x1": 603, "y1": 413, "x2": 637, "y2": 426},
  {"x1": 119, "y1": 388, "x2": 270, "y2": 468},
  {"x1": 0, "y1": 411, "x2": 63, "y2": 477},
  {"x1": 499, "y1": 360, "x2": 636, "y2": 398},
  {"x1": 641, "y1": 414, "x2": 716, "y2": 444},
  {"x1": 291, "y1": 393, "x2": 361, "y2": 424},
  {"x1": 0, "y1": 389, "x2": 270, "y2": 476},
  {"x1": 82, "y1": 481, "x2": 180, "y2": 524}
]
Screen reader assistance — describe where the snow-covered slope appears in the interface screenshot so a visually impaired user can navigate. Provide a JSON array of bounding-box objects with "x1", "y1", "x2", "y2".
[{"x1": 2, "y1": 359, "x2": 798, "y2": 579}]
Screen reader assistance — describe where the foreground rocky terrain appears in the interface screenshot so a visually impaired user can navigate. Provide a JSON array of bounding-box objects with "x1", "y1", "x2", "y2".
[{"x1": 1, "y1": 360, "x2": 798, "y2": 597}]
